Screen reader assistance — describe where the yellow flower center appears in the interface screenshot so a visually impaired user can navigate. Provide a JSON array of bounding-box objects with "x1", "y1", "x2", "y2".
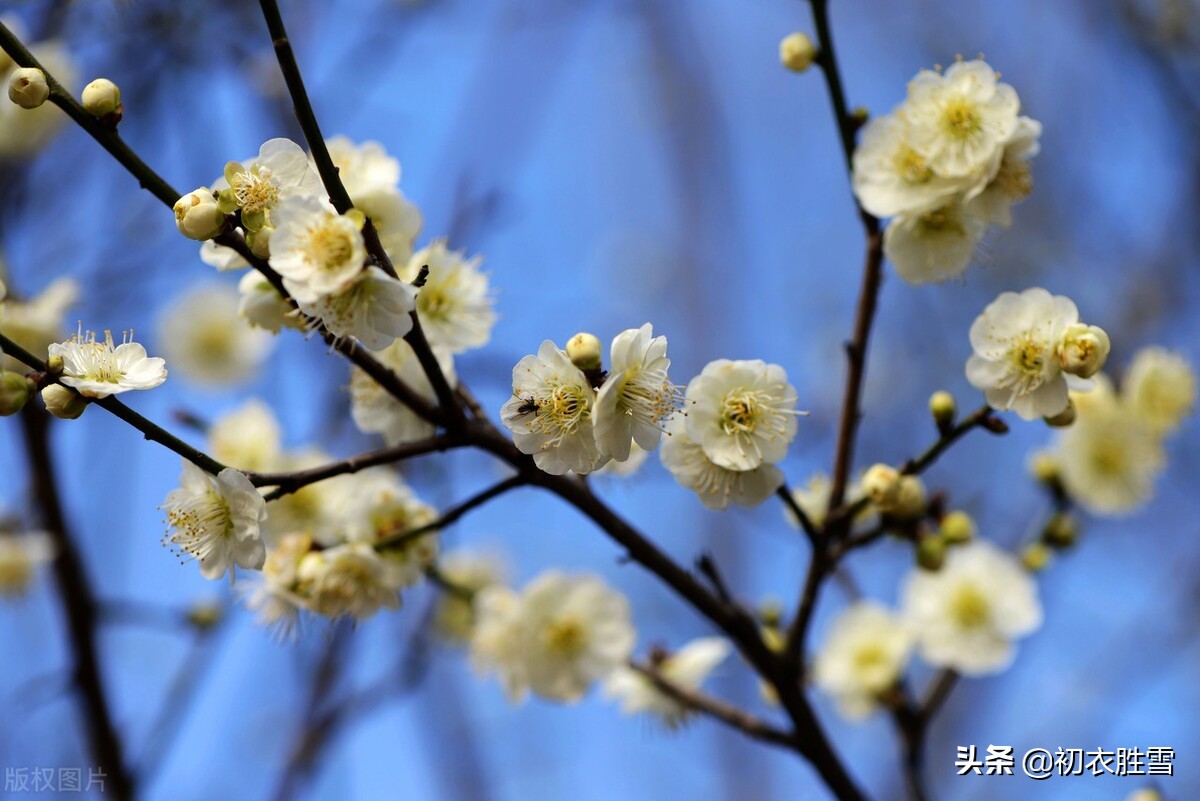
[
  {"x1": 308, "y1": 223, "x2": 356, "y2": 272},
  {"x1": 949, "y1": 585, "x2": 990, "y2": 629},
  {"x1": 893, "y1": 145, "x2": 932, "y2": 185},
  {"x1": 940, "y1": 97, "x2": 983, "y2": 140},
  {"x1": 231, "y1": 169, "x2": 279, "y2": 215},
  {"x1": 545, "y1": 616, "x2": 588, "y2": 656},
  {"x1": 721, "y1": 389, "x2": 766, "y2": 435}
]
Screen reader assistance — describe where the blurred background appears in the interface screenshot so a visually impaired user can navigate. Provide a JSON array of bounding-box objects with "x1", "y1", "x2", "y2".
[{"x1": 0, "y1": 0, "x2": 1198, "y2": 799}]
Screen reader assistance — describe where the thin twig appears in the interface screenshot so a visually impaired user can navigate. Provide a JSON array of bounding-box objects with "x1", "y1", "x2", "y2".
[
  {"x1": 376, "y1": 474, "x2": 526, "y2": 550},
  {"x1": 900, "y1": 405, "x2": 998, "y2": 476},
  {"x1": 777, "y1": 484, "x2": 821, "y2": 545}
]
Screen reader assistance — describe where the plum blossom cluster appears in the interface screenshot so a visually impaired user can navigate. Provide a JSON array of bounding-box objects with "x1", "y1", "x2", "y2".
[
  {"x1": 966, "y1": 287, "x2": 1110, "y2": 421},
  {"x1": 1034, "y1": 347, "x2": 1195, "y2": 515},
  {"x1": 814, "y1": 540, "x2": 1042, "y2": 719},
  {"x1": 852, "y1": 58, "x2": 1041, "y2": 283}
]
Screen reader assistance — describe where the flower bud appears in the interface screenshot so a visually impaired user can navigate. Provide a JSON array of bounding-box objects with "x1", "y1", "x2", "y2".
[
  {"x1": 0, "y1": 372, "x2": 33, "y2": 416},
  {"x1": 566, "y1": 332, "x2": 602, "y2": 372},
  {"x1": 779, "y1": 32, "x2": 817, "y2": 72},
  {"x1": 939, "y1": 510, "x2": 975, "y2": 545},
  {"x1": 1021, "y1": 543, "x2": 1052, "y2": 572},
  {"x1": 81, "y1": 78, "x2": 121, "y2": 118},
  {"x1": 45, "y1": 354, "x2": 65, "y2": 376},
  {"x1": 890, "y1": 475, "x2": 927, "y2": 519},
  {"x1": 916, "y1": 534, "x2": 946, "y2": 571},
  {"x1": 8, "y1": 67, "x2": 49, "y2": 109},
  {"x1": 173, "y1": 188, "x2": 225, "y2": 241},
  {"x1": 929, "y1": 390, "x2": 956, "y2": 430},
  {"x1": 1028, "y1": 450, "x2": 1061, "y2": 485},
  {"x1": 186, "y1": 601, "x2": 224, "y2": 630},
  {"x1": 862, "y1": 463, "x2": 901, "y2": 508},
  {"x1": 1058, "y1": 323, "x2": 1110, "y2": 379},
  {"x1": 1043, "y1": 398, "x2": 1076, "y2": 428},
  {"x1": 42, "y1": 384, "x2": 87, "y2": 420},
  {"x1": 1041, "y1": 512, "x2": 1077, "y2": 549},
  {"x1": 758, "y1": 597, "x2": 783, "y2": 628}
]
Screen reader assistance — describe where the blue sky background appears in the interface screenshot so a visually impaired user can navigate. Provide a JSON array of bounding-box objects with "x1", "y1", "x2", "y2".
[{"x1": 1, "y1": 0, "x2": 1198, "y2": 799}]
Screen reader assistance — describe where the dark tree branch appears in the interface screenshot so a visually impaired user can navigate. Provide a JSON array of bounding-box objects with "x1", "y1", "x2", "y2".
[{"x1": 376, "y1": 474, "x2": 527, "y2": 550}]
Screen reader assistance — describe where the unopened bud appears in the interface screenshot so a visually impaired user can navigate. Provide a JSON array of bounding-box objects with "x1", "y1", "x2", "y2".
[
  {"x1": 862, "y1": 463, "x2": 901, "y2": 509},
  {"x1": 890, "y1": 475, "x2": 927, "y2": 519},
  {"x1": 1043, "y1": 399, "x2": 1076, "y2": 428},
  {"x1": 1021, "y1": 543, "x2": 1052, "y2": 572},
  {"x1": 1041, "y1": 512, "x2": 1077, "y2": 549},
  {"x1": 566, "y1": 332, "x2": 602, "y2": 372},
  {"x1": 0, "y1": 372, "x2": 33, "y2": 416},
  {"x1": 779, "y1": 32, "x2": 818, "y2": 72},
  {"x1": 1058, "y1": 323, "x2": 1110, "y2": 379},
  {"x1": 939, "y1": 510, "x2": 975, "y2": 545},
  {"x1": 173, "y1": 188, "x2": 225, "y2": 241},
  {"x1": 758, "y1": 597, "x2": 783, "y2": 628},
  {"x1": 45, "y1": 354, "x2": 65, "y2": 376},
  {"x1": 849, "y1": 107, "x2": 870, "y2": 128},
  {"x1": 42, "y1": 384, "x2": 87, "y2": 420},
  {"x1": 8, "y1": 67, "x2": 49, "y2": 109},
  {"x1": 186, "y1": 601, "x2": 224, "y2": 631},
  {"x1": 1028, "y1": 451, "x2": 1061, "y2": 485},
  {"x1": 929, "y1": 390, "x2": 956, "y2": 430},
  {"x1": 81, "y1": 77, "x2": 121, "y2": 119},
  {"x1": 916, "y1": 534, "x2": 946, "y2": 571}
]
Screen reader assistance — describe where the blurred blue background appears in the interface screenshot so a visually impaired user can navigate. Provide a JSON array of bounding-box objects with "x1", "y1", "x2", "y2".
[{"x1": 1, "y1": 0, "x2": 1198, "y2": 799}]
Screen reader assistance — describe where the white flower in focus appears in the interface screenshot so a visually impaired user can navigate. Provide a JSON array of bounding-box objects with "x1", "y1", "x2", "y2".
[
  {"x1": 684, "y1": 358, "x2": 800, "y2": 471},
  {"x1": 521, "y1": 571, "x2": 636, "y2": 703},
  {"x1": 401, "y1": 241, "x2": 494, "y2": 354},
  {"x1": 901, "y1": 541, "x2": 1042, "y2": 676},
  {"x1": 851, "y1": 115, "x2": 966, "y2": 217},
  {"x1": 237, "y1": 270, "x2": 303, "y2": 333},
  {"x1": 215, "y1": 138, "x2": 323, "y2": 232},
  {"x1": 501, "y1": 341, "x2": 608, "y2": 475},
  {"x1": 433, "y1": 549, "x2": 507, "y2": 642},
  {"x1": 903, "y1": 59, "x2": 1020, "y2": 180},
  {"x1": 812, "y1": 602, "x2": 914, "y2": 719},
  {"x1": 350, "y1": 339, "x2": 455, "y2": 446},
  {"x1": 1123, "y1": 347, "x2": 1195, "y2": 435},
  {"x1": 967, "y1": 116, "x2": 1040, "y2": 227},
  {"x1": 660, "y1": 416, "x2": 784, "y2": 510},
  {"x1": 0, "y1": 531, "x2": 56, "y2": 598},
  {"x1": 593, "y1": 324, "x2": 680, "y2": 462},
  {"x1": 604, "y1": 638, "x2": 730, "y2": 728},
  {"x1": 1056, "y1": 376, "x2": 1166, "y2": 515},
  {"x1": 49, "y1": 328, "x2": 167, "y2": 398},
  {"x1": 965, "y1": 288, "x2": 1081, "y2": 420},
  {"x1": 0, "y1": 277, "x2": 77, "y2": 370},
  {"x1": 270, "y1": 196, "x2": 367, "y2": 304},
  {"x1": 470, "y1": 584, "x2": 529, "y2": 701},
  {"x1": 159, "y1": 284, "x2": 274, "y2": 386},
  {"x1": 0, "y1": 36, "x2": 74, "y2": 157},
  {"x1": 297, "y1": 543, "x2": 399, "y2": 620},
  {"x1": 883, "y1": 200, "x2": 987, "y2": 284},
  {"x1": 298, "y1": 266, "x2": 416, "y2": 350},
  {"x1": 161, "y1": 462, "x2": 267, "y2": 581},
  {"x1": 208, "y1": 399, "x2": 281, "y2": 472}
]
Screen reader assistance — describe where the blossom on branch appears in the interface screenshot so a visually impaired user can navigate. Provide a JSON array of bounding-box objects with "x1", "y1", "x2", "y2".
[
  {"x1": 161, "y1": 461, "x2": 267, "y2": 581},
  {"x1": 49, "y1": 327, "x2": 167, "y2": 398}
]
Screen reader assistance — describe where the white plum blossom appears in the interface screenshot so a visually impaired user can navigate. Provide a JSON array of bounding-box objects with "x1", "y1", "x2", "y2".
[
  {"x1": 883, "y1": 199, "x2": 987, "y2": 284},
  {"x1": 1123, "y1": 347, "x2": 1196, "y2": 435},
  {"x1": 903, "y1": 59, "x2": 1020, "y2": 181},
  {"x1": 296, "y1": 542, "x2": 400, "y2": 620},
  {"x1": 324, "y1": 136, "x2": 423, "y2": 265},
  {"x1": 901, "y1": 541, "x2": 1042, "y2": 676},
  {"x1": 433, "y1": 549, "x2": 507, "y2": 642},
  {"x1": 1055, "y1": 376, "x2": 1166, "y2": 516},
  {"x1": 0, "y1": 531, "x2": 56, "y2": 598},
  {"x1": 207, "y1": 399, "x2": 282, "y2": 472},
  {"x1": 966, "y1": 288, "x2": 1101, "y2": 420},
  {"x1": 967, "y1": 116, "x2": 1040, "y2": 227},
  {"x1": 215, "y1": 137, "x2": 323, "y2": 232},
  {"x1": 812, "y1": 602, "x2": 914, "y2": 719},
  {"x1": 159, "y1": 284, "x2": 274, "y2": 386},
  {"x1": 660, "y1": 416, "x2": 784, "y2": 510},
  {"x1": 684, "y1": 358, "x2": 800, "y2": 471},
  {"x1": 501, "y1": 340, "x2": 608, "y2": 475},
  {"x1": 593, "y1": 324, "x2": 680, "y2": 461},
  {"x1": 237, "y1": 270, "x2": 303, "y2": 333},
  {"x1": 335, "y1": 468, "x2": 438, "y2": 589},
  {"x1": 269, "y1": 196, "x2": 367, "y2": 304},
  {"x1": 0, "y1": 277, "x2": 77, "y2": 371},
  {"x1": 604, "y1": 637, "x2": 730, "y2": 729},
  {"x1": 161, "y1": 462, "x2": 267, "y2": 581},
  {"x1": 298, "y1": 266, "x2": 416, "y2": 350},
  {"x1": 401, "y1": 240, "x2": 494, "y2": 354},
  {"x1": 851, "y1": 115, "x2": 966, "y2": 217},
  {"x1": 49, "y1": 328, "x2": 167, "y2": 398},
  {"x1": 472, "y1": 571, "x2": 635, "y2": 703},
  {"x1": 350, "y1": 339, "x2": 455, "y2": 446}
]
